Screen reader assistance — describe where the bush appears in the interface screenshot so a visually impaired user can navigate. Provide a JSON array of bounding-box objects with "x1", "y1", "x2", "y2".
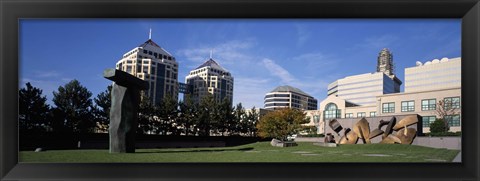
[{"x1": 429, "y1": 118, "x2": 449, "y2": 133}]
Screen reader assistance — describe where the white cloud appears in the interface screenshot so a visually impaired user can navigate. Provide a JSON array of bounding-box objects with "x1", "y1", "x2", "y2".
[
  {"x1": 233, "y1": 77, "x2": 272, "y2": 109},
  {"x1": 262, "y1": 58, "x2": 295, "y2": 84},
  {"x1": 177, "y1": 39, "x2": 256, "y2": 66},
  {"x1": 296, "y1": 24, "x2": 311, "y2": 47}
]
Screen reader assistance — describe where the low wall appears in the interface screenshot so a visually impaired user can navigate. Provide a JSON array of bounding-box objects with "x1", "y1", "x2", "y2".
[
  {"x1": 20, "y1": 133, "x2": 266, "y2": 151},
  {"x1": 295, "y1": 136, "x2": 461, "y2": 150},
  {"x1": 412, "y1": 137, "x2": 461, "y2": 150}
]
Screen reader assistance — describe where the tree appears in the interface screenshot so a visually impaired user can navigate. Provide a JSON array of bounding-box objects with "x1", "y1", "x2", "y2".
[
  {"x1": 233, "y1": 103, "x2": 246, "y2": 136},
  {"x1": 217, "y1": 98, "x2": 235, "y2": 136},
  {"x1": 177, "y1": 95, "x2": 197, "y2": 136},
  {"x1": 245, "y1": 107, "x2": 259, "y2": 137},
  {"x1": 19, "y1": 82, "x2": 51, "y2": 132},
  {"x1": 92, "y1": 85, "x2": 112, "y2": 132},
  {"x1": 137, "y1": 92, "x2": 156, "y2": 134},
  {"x1": 157, "y1": 95, "x2": 179, "y2": 135},
  {"x1": 196, "y1": 95, "x2": 216, "y2": 136},
  {"x1": 52, "y1": 79, "x2": 95, "y2": 134},
  {"x1": 430, "y1": 118, "x2": 448, "y2": 134},
  {"x1": 256, "y1": 108, "x2": 309, "y2": 141},
  {"x1": 436, "y1": 99, "x2": 460, "y2": 132}
]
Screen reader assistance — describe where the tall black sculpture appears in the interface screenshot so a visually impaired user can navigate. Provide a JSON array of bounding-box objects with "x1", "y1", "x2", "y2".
[{"x1": 103, "y1": 69, "x2": 148, "y2": 153}]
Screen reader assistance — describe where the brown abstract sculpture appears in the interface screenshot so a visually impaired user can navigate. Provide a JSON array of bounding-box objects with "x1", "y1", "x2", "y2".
[
  {"x1": 329, "y1": 119, "x2": 343, "y2": 136},
  {"x1": 396, "y1": 125, "x2": 417, "y2": 144},
  {"x1": 393, "y1": 115, "x2": 419, "y2": 131},
  {"x1": 104, "y1": 69, "x2": 148, "y2": 153},
  {"x1": 353, "y1": 118, "x2": 371, "y2": 144},
  {"x1": 335, "y1": 115, "x2": 418, "y2": 145},
  {"x1": 339, "y1": 128, "x2": 359, "y2": 144}
]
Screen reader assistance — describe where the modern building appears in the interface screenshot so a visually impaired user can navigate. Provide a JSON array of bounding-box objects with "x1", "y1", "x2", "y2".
[
  {"x1": 314, "y1": 56, "x2": 462, "y2": 134},
  {"x1": 115, "y1": 35, "x2": 179, "y2": 105},
  {"x1": 405, "y1": 57, "x2": 461, "y2": 92},
  {"x1": 327, "y1": 48, "x2": 402, "y2": 106},
  {"x1": 185, "y1": 57, "x2": 234, "y2": 105},
  {"x1": 264, "y1": 85, "x2": 318, "y2": 110}
]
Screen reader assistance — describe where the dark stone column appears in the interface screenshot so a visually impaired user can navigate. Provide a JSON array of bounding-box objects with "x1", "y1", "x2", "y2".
[{"x1": 103, "y1": 69, "x2": 148, "y2": 153}]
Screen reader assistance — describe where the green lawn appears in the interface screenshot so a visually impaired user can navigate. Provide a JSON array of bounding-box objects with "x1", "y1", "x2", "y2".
[{"x1": 20, "y1": 142, "x2": 459, "y2": 163}]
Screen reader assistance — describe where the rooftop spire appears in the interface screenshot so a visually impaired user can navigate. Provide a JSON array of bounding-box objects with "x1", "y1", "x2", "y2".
[
  {"x1": 149, "y1": 28, "x2": 152, "y2": 40},
  {"x1": 210, "y1": 50, "x2": 213, "y2": 59}
]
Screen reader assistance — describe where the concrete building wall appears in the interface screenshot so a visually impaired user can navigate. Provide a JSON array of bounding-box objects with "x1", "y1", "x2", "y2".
[
  {"x1": 377, "y1": 87, "x2": 461, "y2": 133},
  {"x1": 405, "y1": 57, "x2": 461, "y2": 92}
]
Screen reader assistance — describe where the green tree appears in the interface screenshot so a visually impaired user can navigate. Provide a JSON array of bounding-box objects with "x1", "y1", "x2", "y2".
[
  {"x1": 52, "y1": 79, "x2": 94, "y2": 134},
  {"x1": 92, "y1": 85, "x2": 112, "y2": 132},
  {"x1": 430, "y1": 118, "x2": 448, "y2": 134},
  {"x1": 232, "y1": 103, "x2": 246, "y2": 136},
  {"x1": 217, "y1": 98, "x2": 235, "y2": 136},
  {"x1": 137, "y1": 92, "x2": 156, "y2": 134},
  {"x1": 19, "y1": 82, "x2": 51, "y2": 133},
  {"x1": 197, "y1": 95, "x2": 216, "y2": 136},
  {"x1": 256, "y1": 108, "x2": 309, "y2": 141},
  {"x1": 157, "y1": 95, "x2": 179, "y2": 135},
  {"x1": 245, "y1": 107, "x2": 260, "y2": 137},
  {"x1": 177, "y1": 95, "x2": 197, "y2": 136}
]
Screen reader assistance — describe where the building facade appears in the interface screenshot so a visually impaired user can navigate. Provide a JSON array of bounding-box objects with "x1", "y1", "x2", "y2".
[
  {"x1": 311, "y1": 56, "x2": 461, "y2": 134},
  {"x1": 264, "y1": 85, "x2": 318, "y2": 110},
  {"x1": 327, "y1": 49, "x2": 402, "y2": 106},
  {"x1": 185, "y1": 58, "x2": 234, "y2": 104},
  {"x1": 405, "y1": 57, "x2": 461, "y2": 92},
  {"x1": 116, "y1": 38, "x2": 179, "y2": 105}
]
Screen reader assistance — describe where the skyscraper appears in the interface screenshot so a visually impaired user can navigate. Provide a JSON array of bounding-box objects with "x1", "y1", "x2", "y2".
[
  {"x1": 115, "y1": 33, "x2": 179, "y2": 105},
  {"x1": 377, "y1": 48, "x2": 395, "y2": 78},
  {"x1": 326, "y1": 48, "x2": 402, "y2": 106},
  {"x1": 185, "y1": 57, "x2": 234, "y2": 105}
]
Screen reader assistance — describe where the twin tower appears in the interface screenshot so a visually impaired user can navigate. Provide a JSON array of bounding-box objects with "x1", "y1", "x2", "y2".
[{"x1": 115, "y1": 37, "x2": 234, "y2": 106}]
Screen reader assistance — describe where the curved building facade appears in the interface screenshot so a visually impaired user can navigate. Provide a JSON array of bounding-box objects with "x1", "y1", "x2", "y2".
[{"x1": 264, "y1": 85, "x2": 318, "y2": 110}]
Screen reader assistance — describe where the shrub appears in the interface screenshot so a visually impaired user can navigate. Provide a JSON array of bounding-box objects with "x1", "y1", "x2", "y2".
[{"x1": 429, "y1": 118, "x2": 449, "y2": 133}]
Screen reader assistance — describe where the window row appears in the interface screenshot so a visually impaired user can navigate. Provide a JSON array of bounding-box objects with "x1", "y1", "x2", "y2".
[
  {"x1": 345, "y1": 112, "x2": 376, "y2": 118},
  {"x1": 381, "y1": 97, "x2": 460, "y2": 114}
]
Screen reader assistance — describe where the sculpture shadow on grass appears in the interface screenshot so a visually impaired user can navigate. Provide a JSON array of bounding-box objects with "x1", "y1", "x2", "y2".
[{"x1": 135, "y1": 147, "x2": 254, "y2": 154}]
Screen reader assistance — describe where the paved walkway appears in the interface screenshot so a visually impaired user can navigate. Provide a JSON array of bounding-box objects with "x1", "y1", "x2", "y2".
[{"x1": 452, "y1": 152, "x2": 461, "y2": 162}]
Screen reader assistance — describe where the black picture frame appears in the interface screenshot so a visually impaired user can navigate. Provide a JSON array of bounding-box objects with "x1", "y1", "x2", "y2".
[{"x1": 1, "y1": 0, "x2": 479, "y2": 180}]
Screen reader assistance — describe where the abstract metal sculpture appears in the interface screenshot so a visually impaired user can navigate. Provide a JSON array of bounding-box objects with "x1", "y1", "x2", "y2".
[
  {"x1": 104, "y1": 68, "x2": 148, "y2": 153},
  {"x1": 330, "y1": 115, "x2": 419, "y2": 145}
]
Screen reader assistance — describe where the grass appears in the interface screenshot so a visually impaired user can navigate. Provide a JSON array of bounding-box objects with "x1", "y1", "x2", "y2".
[{"x1": 20, "y1": 142, "x2": 460, "y2": 163}]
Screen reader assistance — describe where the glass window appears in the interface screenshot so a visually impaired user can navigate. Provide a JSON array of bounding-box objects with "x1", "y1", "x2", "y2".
[
  {"x1": 324, "y1": 103, "x2": 341, "y2": 119},
  {"x1": 370, "y1": 112, "x2": 376, "y2": 117},
  {"x1": 401, "y1": 101, "x2": 415, "y2": 112},
  {"x1": 313, "y1": 115, "x2": 320, "y2": 123},
  {"x1": 345, "y1": 113, "x2": 353, "y2": 118},
  {"x1": 421, "y1": 99, "x2": 436, "y2": 111},
  {"x1": 382, "y1": 102, "x2": 395, "y2": 113},
  {"x1": 357, "y1": 112, "x2": 366, "y2": 118},
  {"x1": 444, "y1": 97, "x2": 460, "y2": 109},
  {"x1": 126, "y1": 66, "x2": 132, "y2": 73},
  {"x1": 143, "y1": 50, "x2": 147, "y2": 54},
  {"x1": 445, "y1": 115, "x2": 461, "y2": 127},
  {"x1": 422, "y1": 116, "x2": 436, "y2": 127}
]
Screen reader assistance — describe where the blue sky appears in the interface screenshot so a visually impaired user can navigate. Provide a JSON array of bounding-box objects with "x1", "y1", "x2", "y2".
[{"x1": 20, "y1": 19, "x2": 461, "y2": 109}]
